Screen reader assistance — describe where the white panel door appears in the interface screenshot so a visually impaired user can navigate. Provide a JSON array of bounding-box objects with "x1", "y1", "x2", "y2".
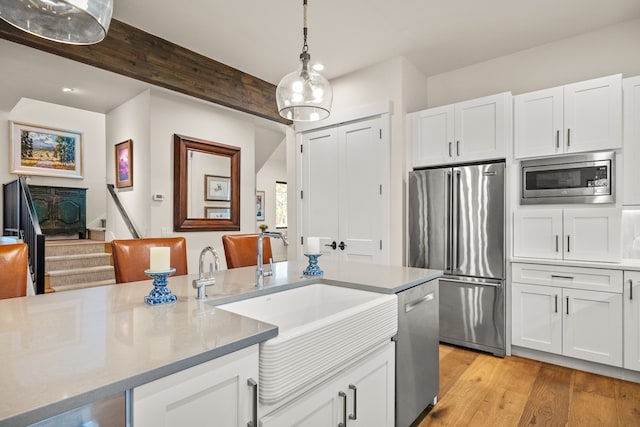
[
  {"x1": 511, "y1": 282, "x2": 562, "y2": 354},
  {"x1": 623, "y1": 76, "x2": 640, "y2": 205},
  {"x1": 624, "y1": 271, "x2": 640, "y2": 371},
  {"x1": 562, "y1": 208, "x2": 621, "y2": 263},
  {"x1": 454, "y1": 93, "x2": 506, "y2": 163},
  {"x1": 514, "y1": 87, "x2": 564, "y2": 158},
  {"x1": 409, "y1": 105, "x2": 454, "y2": 167},
  {"x1": 301, "y1": 128, "x2": 340, "y2": 259},
  {"x1": 564, "y1": 74, "x2": 622, "y2": 153},
  {"x1": 513, "y1": 209, "x2": 563, "y2": 260},
  {"x1": 338, "y1": 118, "x2": 384, "y2": 264},
  {"x1": 562, "y1": 288, "x2": 623, "y2": 366}
]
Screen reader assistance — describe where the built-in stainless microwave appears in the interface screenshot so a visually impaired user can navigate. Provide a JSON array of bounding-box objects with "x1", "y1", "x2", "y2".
[{"x1": 521, "y1": 151, "x2": 614, "y2": 204}]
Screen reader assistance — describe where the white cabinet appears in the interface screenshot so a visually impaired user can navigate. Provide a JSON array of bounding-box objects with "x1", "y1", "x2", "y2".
[
  {"x1": 299, "y1": 116, "x2": 389, "y2": 263},
  {"x1": 512, "y1": 264, "x2": 623, "y2": 367},
  {"x1": 408, "y1": 92, "x2": 510, "y2": 167},
  {"x1": 512, "y1": 282, "x2": 562, "y2": 354},
  {"x1": 623, "y1": 76, "x2": 640, "y2": 205},
  {"x1": 624, "y1": 271, "x2": 640, "y2": 371},
  {"x1": 513, "y1": 208, "x2": 621, "y2": 262},
  {"x1": 514, "y1": 74, "x2": 622, "y2": 159},
  {"x1": 260, "y1": 342, "x2": 395, "y2": 427},
  {"x1": 133, "y1": 345, "x2": 259, "y2": 427}
]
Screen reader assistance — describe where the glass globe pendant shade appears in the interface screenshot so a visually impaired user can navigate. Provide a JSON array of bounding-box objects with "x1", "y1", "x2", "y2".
[
  {"x1": 0, "y1": 0, "x2": 113, "y2": 45},
  {"x1": 276, "y1": 51, "x2": 332, "y2": 121}
]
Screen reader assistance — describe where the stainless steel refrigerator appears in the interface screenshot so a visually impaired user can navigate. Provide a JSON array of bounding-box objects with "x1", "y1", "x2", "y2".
[{"x1": 408, "y1": 161, "x2": 505, "y2": 356}]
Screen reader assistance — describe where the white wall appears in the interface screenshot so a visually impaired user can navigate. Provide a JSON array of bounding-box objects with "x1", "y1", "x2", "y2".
[
  {"x1": 106, "y1": 88, "x2": 259, "y2": 272},
  {"x1": 1, "y1": 98, "x2": 106, "y2": 232},
  {"x1": 427, "y1": 18, "x2": 640, "y2": 107},
  {"x1": 256, "y1": 140, "x2": 288, "y2": 261}
]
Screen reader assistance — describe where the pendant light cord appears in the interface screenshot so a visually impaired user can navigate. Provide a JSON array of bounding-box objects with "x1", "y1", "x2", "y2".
[{"x1": 302, "y1": 0, "x2": 308, "y2": 53}]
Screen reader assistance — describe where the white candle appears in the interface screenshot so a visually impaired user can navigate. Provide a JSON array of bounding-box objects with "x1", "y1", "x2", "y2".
[
  {"x1": 150, "y1": 247, "x2": 171, "y2": 271},
  {"x1": 306, "y1": 237, "x2": 320, "y2": 254}
]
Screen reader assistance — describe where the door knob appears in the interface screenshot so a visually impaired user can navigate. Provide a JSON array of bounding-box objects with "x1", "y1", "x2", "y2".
[
  {"x1": 324, "y1": 241, "x2": 337, "y2": 250},
  {"x1": 338, "y1": 241, "x2": 346, "y2": 250}
]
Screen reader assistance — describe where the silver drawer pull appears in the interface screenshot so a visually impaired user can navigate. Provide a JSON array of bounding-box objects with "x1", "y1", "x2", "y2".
[{"x1": 405, "y1": 292, "x2": 434, "y2": 313}]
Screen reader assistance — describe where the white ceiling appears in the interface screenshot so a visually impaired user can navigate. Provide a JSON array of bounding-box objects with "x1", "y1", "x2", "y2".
[{"x1": 2, "y1": 0, "x2": 640, "y2": 115}]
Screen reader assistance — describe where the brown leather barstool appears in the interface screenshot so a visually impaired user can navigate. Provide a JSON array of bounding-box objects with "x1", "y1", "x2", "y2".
[
  {"x1": 222, "y1": 234, "x2": 272, "y2": 269},
  {"x1": 0, "y1": 243, "x2": 28, "y2": 299},
  {"x1": 111, "y1": 237, "x2": 188, "y2": 284}
]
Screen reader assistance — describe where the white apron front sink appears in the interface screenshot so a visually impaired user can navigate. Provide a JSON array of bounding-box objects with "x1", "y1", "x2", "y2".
[{"x1": 218, "y1": 283, "x2": 397, "y2": 404}]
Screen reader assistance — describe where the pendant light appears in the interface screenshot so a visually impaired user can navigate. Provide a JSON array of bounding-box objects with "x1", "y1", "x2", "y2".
[
  {"x1": 0, "y1": 0, "x2": 113, "y2": 45},
  {"x1": 276, "y1": 0, "x2": 332, "y2": 122}
]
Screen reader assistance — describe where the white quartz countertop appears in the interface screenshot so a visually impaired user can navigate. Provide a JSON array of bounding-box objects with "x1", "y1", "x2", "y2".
[
  {"x1": 510, "y1": 257, "x2": 640, "y2": 271},
  {"x1": 0, "y1": 259, "x2": 441, "y2": 426}
]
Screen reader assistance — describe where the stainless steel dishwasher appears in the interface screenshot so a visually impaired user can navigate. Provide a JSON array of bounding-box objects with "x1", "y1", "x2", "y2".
[{"x1": 394, "y1": 279, "x2": 439, "y2": 427}]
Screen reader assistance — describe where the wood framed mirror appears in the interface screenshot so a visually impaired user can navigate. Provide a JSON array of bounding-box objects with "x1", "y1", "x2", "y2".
[{"x1": 173, "y1": 134, "x2": 240, "y2": 231}]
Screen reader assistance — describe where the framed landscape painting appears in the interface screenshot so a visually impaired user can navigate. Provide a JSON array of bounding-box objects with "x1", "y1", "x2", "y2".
[
  {"x1": 10, "y1": 121, "x2": 83, "y2": 179},
  {"x1": 115, "y1": 139, "x2": 133, "y2": 188}
]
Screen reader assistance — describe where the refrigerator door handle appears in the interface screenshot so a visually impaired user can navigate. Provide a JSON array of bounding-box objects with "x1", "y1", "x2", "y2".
[
  {"x1": 445, "y1": 170, "x2": 452, "y2": 271},
  {"x1": 452, "y1": 170, "x2": 461, "y2": 272}
]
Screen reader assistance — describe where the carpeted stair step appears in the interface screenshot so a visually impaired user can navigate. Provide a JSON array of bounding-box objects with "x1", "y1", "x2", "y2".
[
  {"x1": 47, "y1": 265, "x2": 115, "y2": 287},
  {"x1": 50, "y1": 279, "x2": 116, "y2": 293},
  {"x1": 45, "y1": 241, "x2": 108, "y2": 257},
  {"x1": 46, "y1": 253, "x2": 112, "y2": 272}
]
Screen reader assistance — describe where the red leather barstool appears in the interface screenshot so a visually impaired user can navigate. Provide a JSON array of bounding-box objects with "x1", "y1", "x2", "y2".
[
  {"x1": 222, "y1": 234, "x2": 272, "y2": 269},
  {"x1": 111, "y1": 237, "x2": 188, "y2": 283},
  {"x1": 0, "y1": 243, "x2": 28, "y2": 299}
]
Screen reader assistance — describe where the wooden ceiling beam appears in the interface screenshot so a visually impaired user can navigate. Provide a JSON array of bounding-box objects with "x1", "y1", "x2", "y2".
[{"x1": 0, "y1": 19, "x2": 291, "y2": 125}]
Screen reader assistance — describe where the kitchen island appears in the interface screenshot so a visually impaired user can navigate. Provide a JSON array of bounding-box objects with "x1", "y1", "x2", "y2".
[{"x1": 0, "y1": 259, "x2": 441, "y2": 426}]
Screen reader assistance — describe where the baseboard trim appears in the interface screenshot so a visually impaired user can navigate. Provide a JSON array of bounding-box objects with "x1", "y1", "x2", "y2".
[{"x1": 512, "y1": 345, "x2": 640, "y2": 383}]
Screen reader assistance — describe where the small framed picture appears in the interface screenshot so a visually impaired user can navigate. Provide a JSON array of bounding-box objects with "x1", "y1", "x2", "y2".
[
  {"x1": 115, "y1": 139, "x2": 133, "y2": 188},
  {"x1": 205, "y1": 206, "x2": 231, "y2": 219},
  {"x1": 10, "y1": 121, "x2": 83, "y2": 179},
  {"x1": 205, "y1": 175, "x2": 231, "y2": 201},
  {"x1": 256, "y1": 190, "x2": 265, "y2": 221}
]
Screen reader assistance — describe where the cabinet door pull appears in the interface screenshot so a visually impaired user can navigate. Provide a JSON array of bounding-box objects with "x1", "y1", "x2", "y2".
[
  {"x1": 630, "y1": 279, "x2": 634, "y2": 301},
  {"x1": 556, "y1": 130, "x2": 560, "y2": 149},
  {"x1": 555, "y1": 294, "x2": 558, "y2": 313},
  {"x1": 348, "y1": 384, "x2": 358, "y2": 420},
  {"x1": 555, "y1": 235, "x2": 559, "y2": 252},
  {"x1": 456, "y1": 140, "x2": 460, "y2": 157},
  {"x1": 551, "y1": 275, "x2": 574, "y2": 280},
  {"x1": 247, "y1": 378, "x2": 258, "y2": 427},
  {"x1": 566, "y1": 296, "x2": 570, "y2": 315},
  {"x1": 325, "y1": 241, "x2": 337, "y2": 250},
  {"x1": 338, "y1": 391, "x2": 347, "y2": 427},
  {"x1": 566, "y1": 235, "x2": 570, "y2": 253},
  {"x1": 448, "y1": 141, "x2": 452, "y2": 157},
  {"x1": 567, "y1": 128, "x2": 571, "y2": 147}
]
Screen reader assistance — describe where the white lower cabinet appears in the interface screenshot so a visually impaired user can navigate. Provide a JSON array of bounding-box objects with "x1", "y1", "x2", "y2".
[
  {"x1": 512, "y1": 264, "x2": 623, "y2": 367},
  {"x1": 133, "y1": 345, "x2": 259, "y2": 427},
  {"x1": 513, "y1": 208, "x2": 621, "y2": 262},
  {"x1": 260, "y1": 342, "x2": 395, "y2": 427},
  {"x1": 624, "y1": 271, "x2": 640, "y2": 371}
]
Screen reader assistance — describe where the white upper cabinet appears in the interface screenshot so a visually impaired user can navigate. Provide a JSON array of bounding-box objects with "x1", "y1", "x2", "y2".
[
  {"x1": 623, "y1": 76, "x2": 640, "y2": 205},
  {"x1": 409, "y1": 92, "x2": 510, "y2": 167},
  {"x1": 514, "y1": 74, "x2": 622, "y2": 159}
]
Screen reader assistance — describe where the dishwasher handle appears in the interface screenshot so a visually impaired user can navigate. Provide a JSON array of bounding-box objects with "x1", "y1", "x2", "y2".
[{"x1": 405, "y1": 292, "x2": 435, "y2": 313}]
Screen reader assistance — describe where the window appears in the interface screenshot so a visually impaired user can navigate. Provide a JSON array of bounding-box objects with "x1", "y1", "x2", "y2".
[{"x1": 275, "y1": 181, "x2": 287, "y2": 228}]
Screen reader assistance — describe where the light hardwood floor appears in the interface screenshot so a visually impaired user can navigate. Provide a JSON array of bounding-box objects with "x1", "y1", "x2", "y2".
[{"x1": 418, "y1": 344, "x2": 640, "y2": 426}]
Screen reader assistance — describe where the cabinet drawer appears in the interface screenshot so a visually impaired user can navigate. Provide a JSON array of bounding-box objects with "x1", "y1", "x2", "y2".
[{"x1": 512, "y1": 263, "x2": 622, "y2": 293}]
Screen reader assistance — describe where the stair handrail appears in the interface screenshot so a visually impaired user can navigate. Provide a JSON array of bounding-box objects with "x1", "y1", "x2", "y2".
[
  {"x1": 106, "y1": 184, "x2": 141, "y2": 239},
  {"x1": 2, "y1": 177, "x2": 45, "y2": 294}
]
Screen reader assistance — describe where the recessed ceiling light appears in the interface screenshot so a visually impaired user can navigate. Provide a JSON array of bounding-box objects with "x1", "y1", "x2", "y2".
[
  {"x1": 312, "y1": 63, "x2": 325, "y2": 72},
  {"x1": 62, "y1": 87, "x2": 75, "y2": 93}
]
